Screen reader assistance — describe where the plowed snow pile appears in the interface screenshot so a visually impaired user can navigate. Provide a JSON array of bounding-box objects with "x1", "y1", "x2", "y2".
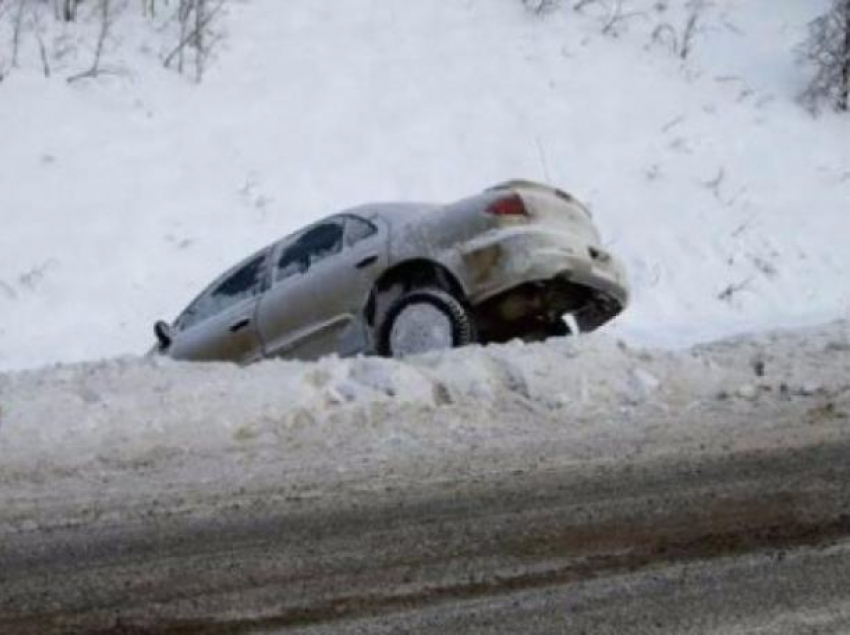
[{"x1": 2, "y1": 321, "x2": 848, "y2": 531}]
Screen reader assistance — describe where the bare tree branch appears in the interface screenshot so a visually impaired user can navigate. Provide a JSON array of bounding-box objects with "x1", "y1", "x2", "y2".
[
  {"x1": 11, "y1": 0, "x2": 26, "y2": 68},
  {"x1": 67, "y1": 0, "x2": 115, "y2": 83},
  {"x1": 194, "y1": 0, "x2": 205, "y2": 82},
  {"x1": 162, "y1": 0, "x2": 223, "y2": 77},
  {"x1": 601, "y1": 0, "x2": 646, "y2": 37},
  {"x1": 30, "y1": 6, "x2": 51, "y2": 78},
  {"x1": 522, "y1": 0, "x2": 561, "y2": 15},
  {"x1": 680, "y1": 0, "x2": 708, "y2": 60},
  {"x1": 799, "y1": 0, "x2": 850, "y2": 113}
]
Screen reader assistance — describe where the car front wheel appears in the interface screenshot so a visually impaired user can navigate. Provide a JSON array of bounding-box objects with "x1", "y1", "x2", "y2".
[{"x1": 377, "y1": 288, "x2": 475, "y2": 357}]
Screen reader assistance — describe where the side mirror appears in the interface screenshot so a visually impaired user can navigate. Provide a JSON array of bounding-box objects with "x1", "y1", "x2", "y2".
[{"x1": 154, "y1": 320, "x2": 173, "y2": 350}]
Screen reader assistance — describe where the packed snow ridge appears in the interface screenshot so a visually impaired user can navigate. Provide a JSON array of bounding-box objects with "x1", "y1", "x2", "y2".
[{"x1": 1, "y1": 321, "x2": 849, "y2": 529}]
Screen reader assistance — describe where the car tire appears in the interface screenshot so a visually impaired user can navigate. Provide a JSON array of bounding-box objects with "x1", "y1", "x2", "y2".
[{"x1": 377, "y1": 288, "x2": 475, "y2": 357}]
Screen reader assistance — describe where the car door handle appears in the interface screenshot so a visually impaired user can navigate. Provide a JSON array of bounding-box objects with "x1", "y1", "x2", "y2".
[
  {"x1": 229, "y1": 318, "x2": 251, "y2": 333},
  {"x1": 355, "y1": 255, "x2": 378, "y2": 269}
]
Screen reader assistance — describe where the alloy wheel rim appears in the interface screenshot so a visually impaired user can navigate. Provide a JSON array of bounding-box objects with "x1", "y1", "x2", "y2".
[{"x1": 389, "y1": 304, "x2": 454, "y2": 356}]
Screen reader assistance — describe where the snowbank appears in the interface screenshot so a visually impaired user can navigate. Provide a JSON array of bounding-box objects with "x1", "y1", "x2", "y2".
[
  {"x1": 0, "y1": 0, "x2": 849, "y2": 371},
  {"x1": 1, "y1": 321, "x2": 848, "y2": 531}
]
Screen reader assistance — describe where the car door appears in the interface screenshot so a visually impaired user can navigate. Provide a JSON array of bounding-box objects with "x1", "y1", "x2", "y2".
[
  {"x1": 257, "y1": 214, "x2": 387, "y2": 360},
  {"x1": 168, "y1": 250, "x2": 269, "y2": 363}
]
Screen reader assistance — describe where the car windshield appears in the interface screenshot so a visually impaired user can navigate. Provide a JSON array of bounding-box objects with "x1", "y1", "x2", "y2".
[{"x1": 178, "y1": 253, "x2": 266, "y2": 330}]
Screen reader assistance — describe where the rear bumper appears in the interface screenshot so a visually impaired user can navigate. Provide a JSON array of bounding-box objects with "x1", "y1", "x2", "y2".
[{"x1": 460, "y1": 228, "x2": 629, "y2": 310}]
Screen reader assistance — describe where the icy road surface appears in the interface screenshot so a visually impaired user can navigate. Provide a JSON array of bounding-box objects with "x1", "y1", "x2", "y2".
[{"x1": 1, "y1": 322, "x2": 849, "y2": 633}]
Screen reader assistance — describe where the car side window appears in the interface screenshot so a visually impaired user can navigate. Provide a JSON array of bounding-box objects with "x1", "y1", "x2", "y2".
[
  {"x1": 302, "y1": 221, "x2": 344, "y2": 265},
  {"x1": 276, "y1": 238, "x2": 308, "y2": 282},
  {"x1": 345, "y1": 216, "x2": 378, "y2": 246},
  {"x1": 179, "y1": 253, "x2": 266, "y2": 331},
  {"x1": 274, "y1": 221, "x2": 344, "y2": 283}
]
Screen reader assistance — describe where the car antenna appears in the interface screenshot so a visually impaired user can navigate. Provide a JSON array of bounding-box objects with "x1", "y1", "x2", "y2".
[{"x1": 534, "y1": 135, "x2": 553, "y2": 186}]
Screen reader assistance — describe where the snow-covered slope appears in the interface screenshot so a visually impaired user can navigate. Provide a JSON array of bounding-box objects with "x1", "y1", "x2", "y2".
[{"x1": 1, "y1": 0, "x2": 848, "y2": 370}]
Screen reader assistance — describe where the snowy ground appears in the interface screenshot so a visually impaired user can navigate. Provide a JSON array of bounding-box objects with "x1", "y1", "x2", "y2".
[{"x1": 1, "y1": 0, "x2": 849, "y2": 370}]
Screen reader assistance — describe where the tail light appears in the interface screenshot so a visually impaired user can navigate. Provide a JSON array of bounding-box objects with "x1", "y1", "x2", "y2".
[{"x1": 486, "y1": 194, "x2": 528, "y2": 218}]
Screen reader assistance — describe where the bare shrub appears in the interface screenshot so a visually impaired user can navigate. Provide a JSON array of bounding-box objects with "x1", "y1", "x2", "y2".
[
  {"x1": 649, "y1": 0, "x2": 709, "y2": 59},
  {"x1": 569, "y1": 0, "x2": 647, "y2": 37},
  {"x1": 2, "y1": 0, "x2": 227, "y2": 83},
  {"x1": 798, "y1": 0, "x2": 850, "y2": 113},
  {"x1": 679, "y1": 0, "x2": 708, "y2": 59},
  {"x1": 61, "y1": 0, "x2": 81, "y2": 22},
  {"x1": 522, "y1": 0, "x2": 561, "y2": 16},
  {"x1": 163, "y1": 0, "x2": 225, "y2": 82},
  {"x1": 67, "y1": 0, "x2": 116, "y2": 82},
  {"x1": 600, "y1": 0, "x2": 646, "y2": 37}
]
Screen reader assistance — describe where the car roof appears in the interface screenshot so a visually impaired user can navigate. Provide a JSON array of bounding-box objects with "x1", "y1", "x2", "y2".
[
  {"x1": 341, "y1": 202, "x2": 440, "y2": 224},
  {"x1": 488, "y1": 179, "x2": 577, "y2": 202}
]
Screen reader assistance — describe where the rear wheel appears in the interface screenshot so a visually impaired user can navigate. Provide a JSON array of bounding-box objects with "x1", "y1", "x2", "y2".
[{"x1": 377, "y1": 288, "x2": 475, "y2": 357}]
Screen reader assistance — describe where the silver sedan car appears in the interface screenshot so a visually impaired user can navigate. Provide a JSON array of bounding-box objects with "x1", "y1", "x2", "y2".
[{"x1": 152, "y1": 180, "x2": 628, "y2": 362}]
